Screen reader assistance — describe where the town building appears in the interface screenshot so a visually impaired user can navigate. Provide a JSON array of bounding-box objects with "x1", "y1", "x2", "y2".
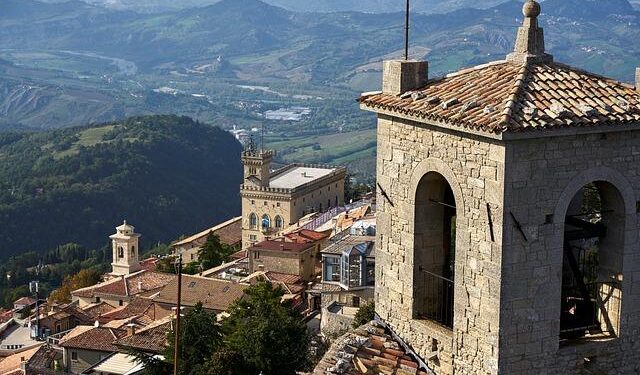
[
  {"x1": 320, "y1": 235, "x2": 375, "y2": 309},
  {"x1": 152, "y1": 274, "x2": 248, "y2": 316},
  {"x1": 171, "y1": 216, "x2": 242, "y2": 263},
  {"x1": 358, "y1": 1, "x2": 640, "y2": 374},
  {"x1": 240, "y1": 147, "x2": 346, "y2": 249},
  {"x1": 247, "y1": 238, "x2": 318, "y2": 282},
  {"x1": 33, "y1": 304, "x2": 94, "y2": 338},
  {"x1": 59, "y1": 326, "x2": 128, "y2": 374},
  {"x1": 318, "y1": 235, "x2": 375, "y2": 335},
  {"x1": 72, "y1": 270, "x2": 176, "y2": 308}
]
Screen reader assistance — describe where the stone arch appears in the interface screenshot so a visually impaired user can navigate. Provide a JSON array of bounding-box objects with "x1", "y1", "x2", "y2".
[
  {"x1": 409, "y1": 158, "x2": 466, "y2": 328},
  {"x1": 552, "y1": 166, "x2": 637, "y2": 341},
  {"x1": 409, "y1": 158, "x2": 465, "y2": 218},
  {"x1": 249, "y1": 213, "x2": 257, "y2": 229}
]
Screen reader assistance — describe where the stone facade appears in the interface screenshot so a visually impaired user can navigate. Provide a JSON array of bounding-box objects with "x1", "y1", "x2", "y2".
[
  {"x1": 364, "y1": 2, "x2": 640, "y2": 374},
  {"x1": 372, "y1": 111, "x2": 640, "y2": 375},
  {"x1": 240, "y1": 150, "x2": 346, "y2": 249},
  {"x1": 247, "y1": 241, "x2": 318, "y2": 281},
  {"x1": 374, "y1": 115, "x2": 504, "y2": 375}
]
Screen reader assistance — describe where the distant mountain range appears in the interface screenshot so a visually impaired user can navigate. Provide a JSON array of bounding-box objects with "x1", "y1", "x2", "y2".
[
  {"x1": 0, "y1": 115, "x2": 242, "y2": 257},
  {"x1": 0, "y1": 0, "x2": 638, "y2": 173},
  {"x1": 40, "y1": 0, "x2": 509, "y2": 14}
]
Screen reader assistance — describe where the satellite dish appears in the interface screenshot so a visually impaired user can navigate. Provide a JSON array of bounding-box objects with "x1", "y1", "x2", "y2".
[{"x1": 94, "y1": 320, "x2": 100, "y2": 328}]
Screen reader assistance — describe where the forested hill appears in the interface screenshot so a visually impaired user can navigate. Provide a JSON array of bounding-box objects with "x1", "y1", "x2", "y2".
[{"x1": 0, "y1": 115, "x2": 242, "y2": 258}]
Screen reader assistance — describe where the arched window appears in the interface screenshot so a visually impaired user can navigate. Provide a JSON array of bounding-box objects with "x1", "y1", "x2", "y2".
[
  {"x1": 131, "y1": 246, "x2": 136, "y2": 257},
  {"x1": 413, "y1": 172, "x2": 456, "y2": 329},
  {"x1": 275, "y1": 216, "x2": 283, "y2": 229},
  {"x1": 118, "y1": 247, "x2": 124, "y2": 258},
  {"x1": 249, "y1": 213, "x2": 257, "y2": 229},
  {"x1": 560, "y1": 181, "x2": 624, "y2": 342},
  {"x1": 262, "y1": 215, "x2": 271, "y2": 229}
]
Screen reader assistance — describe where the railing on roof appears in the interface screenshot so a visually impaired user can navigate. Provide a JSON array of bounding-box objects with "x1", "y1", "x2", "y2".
[
  {"x1": 46, "y1": 328, "x2": 74, "y2": 347},
  {"x1": 300, "y1": 199, "x2": 373, "y2": 232}
]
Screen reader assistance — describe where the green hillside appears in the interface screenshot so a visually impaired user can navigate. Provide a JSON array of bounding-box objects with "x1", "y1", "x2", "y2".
[{"x1": 0, "y1": 115, "x2": 243, "y2": 257}]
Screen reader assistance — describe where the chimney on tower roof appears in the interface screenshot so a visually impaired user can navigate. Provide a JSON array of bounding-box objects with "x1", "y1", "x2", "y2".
[
  {"x1": 507, "y1": 0, "x2": 553, "y2": 64},
  {"x1": 636, "y1": 68, "x2": 639, "y2": 93},
  {"x1": 382, "y1": 60, "x2": 429, "y2": 95}
]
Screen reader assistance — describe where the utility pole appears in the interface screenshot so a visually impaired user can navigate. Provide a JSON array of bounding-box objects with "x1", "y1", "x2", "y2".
[
  {"x1": 29, "y1": 281, "x2": 39, "y2": 339},
  {"x1": 405, "y1": 0, "x2": 410, "y2": 60},
  {"x1": 173, "y1": 255, "x2": 183, "y2": 375}
]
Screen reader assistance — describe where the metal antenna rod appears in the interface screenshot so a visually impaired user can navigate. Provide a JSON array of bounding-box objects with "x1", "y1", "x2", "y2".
[
  {"x1": 405, "y1": 0, "x2": 410, "y2": 60},
  {"x1": 173, "y1": 255, "x2": 183, "y2": 375}
]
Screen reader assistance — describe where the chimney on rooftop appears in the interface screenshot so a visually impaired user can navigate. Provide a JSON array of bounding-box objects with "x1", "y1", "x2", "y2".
[
  {"x1": 382, "y1": 60, "x2": 428, "y2": 96},
  {"x1": 126, "y1": 323, "x2": 136, "y2": 336},
  {"x1": 636, "y1": 67, "x2": 640, "y2": 92}
]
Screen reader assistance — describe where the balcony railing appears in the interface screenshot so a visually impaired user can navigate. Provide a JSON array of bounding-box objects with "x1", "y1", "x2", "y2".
[{"x1": 418, "y1": 269, "x2": 454, "y2": 329}]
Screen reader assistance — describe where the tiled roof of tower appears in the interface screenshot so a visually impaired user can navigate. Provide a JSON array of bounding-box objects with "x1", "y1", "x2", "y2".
[
  {"x1": 360, "y1": 61, "x2": 640, "y2": 134},
  {"x1": 360, "y1": 0, "x2": 640, "y2": 135}
]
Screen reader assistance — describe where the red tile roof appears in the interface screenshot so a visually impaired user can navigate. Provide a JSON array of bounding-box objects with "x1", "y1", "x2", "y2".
[
  {"x1": 72, "y1": 271, "x2": 176, "y2": 299},
  {"x1": 249, "y1": 238, "x2": 315, "y2": 253},
  {"x1": 311, "y1": 322, "x2": 429, "y2": 375},
  {"x1": 284, "y1": 229, "x2": 330, "y2": 244},
  {"x1": 99, "y1": 297, "x2": 154, "y2": 322},
  {"x1": 153, "y1": 275, "x2": 248, "y2": 312},
  {"x1": 59, "y1": 327, "x2": 127, "y2": 353},
  {"x1": 360, "y1": 61, "x2": 640, "y2": 135},
  {"x1": 114, "y1": 319, "x2": 171, "y2": 354}
]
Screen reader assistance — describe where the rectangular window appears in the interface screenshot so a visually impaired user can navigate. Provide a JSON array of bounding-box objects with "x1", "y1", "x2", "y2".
[
  {"x1": 276, "y1": 202, "x2": 280, "y2": 207},
  {"x1": 71, "y1": 351, "x2": 78, "y2": 361},
  {"x1": 249, "y1": 235, "x2": 257, "y2": 241},
  {"x1": 323, "y1": 256, "x2": 340, "y2": 282},
  {"x1": 264, "y1": 201, "x2": 268, "y2": 206},
  {"x1": 119, "y1": 300, "x2": 123, "y2": 306},
  {"x1": 251, "y1": 200, "x2": 255, "y2": 205}
]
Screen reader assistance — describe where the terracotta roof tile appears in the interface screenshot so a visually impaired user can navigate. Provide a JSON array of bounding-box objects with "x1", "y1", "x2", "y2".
[
  {"x1": 0, "y1": 345, "x2": 42, "y2": 374},
  {"x1": 360, "y1": 61, "x2": 640, "y2": 134},
  {"x1": 153, "y1": 275, "x2": 248, "y2": 312},
  {"x1": 114, "y1": 319, "x2": 171, "y2": 354},
  {"x1": 100, "y1": 297, "x2": 154, "y2": 321},
  {"x1": 249, "y1": 238, "x2": 315, "y2": 253},
  {"x1": 59, "y1": 327, "x2": 127, "y2": 353},
  {"x1": 310, "y1": 321, "x2": 429, "y2": 375},
  {"x1": 73, "y1": 271, "x2": 176, "y2": 299}
]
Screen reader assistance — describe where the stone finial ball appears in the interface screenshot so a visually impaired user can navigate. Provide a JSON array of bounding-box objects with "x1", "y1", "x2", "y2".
[{"x1": 523, "y1": 0, "x2": 541, "y2": 18}]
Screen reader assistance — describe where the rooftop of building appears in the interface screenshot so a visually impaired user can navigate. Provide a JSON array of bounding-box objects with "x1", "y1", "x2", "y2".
[
  {"x1": 59, "y1": 326, "x2": 127, "y2": 352},
  {"x1": 321, "y1": 235, "x2": 376, "y2": 257},
  {"x1": 72, "y1": 270, "x2": 177, "y2": 299},
  {"x1": 83, "y1": 352, "x2": 146, "y2": 375},
  {"x1": 153, "y1": 274, "x2": 248, "y2": 312},
  {"x1": 360, "y1": 0, "x2": 640, "y2": 136},
  {"x1": 13, "y1": 297, "x2": 36, "y2": 306},
  {"x1": 269, "y1": 165, "x2": 339, "y2": 189},
  {"x1": 310, "y1": 321, "x2": 428, "y2": 375},
  {"x1": 114, "y1": 317, "x2": 172, "y2": 354},
  {"x1": 248, "y1": 238, "x2": 316, "y2": 253},
  {"x1": 171, "y1": 216, "x2": 242, "y2": 248},
  {"x1": 0, "y1": 344, "x2": 42, "y2": 375},
  {"x1": 284, "y1": 229, "x2": 331, "y2": 244}
]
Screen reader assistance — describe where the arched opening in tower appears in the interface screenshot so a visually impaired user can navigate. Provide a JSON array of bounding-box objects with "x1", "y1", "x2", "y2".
[
  {"x1": 560, "y1": 181, "x2": 624, "y2": 342},
  {"x1": 414, "y1": 172, "x2": 456, "y2": 329}
]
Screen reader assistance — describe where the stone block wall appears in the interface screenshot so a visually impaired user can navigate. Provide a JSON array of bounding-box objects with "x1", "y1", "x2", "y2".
[
  {"x1": 375, "y1": 114, "x2": 505, "y2": 375},
  {"x1": 498, "y1": 131, "x2": 640, "y2": 374}
]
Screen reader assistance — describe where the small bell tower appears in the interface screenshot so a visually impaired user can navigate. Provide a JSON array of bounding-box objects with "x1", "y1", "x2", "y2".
[
  {"x1": 110, "y1": 220, "x2": 141, "y2": 276},
  {"x1": 241, "y1": 141, "x2": 273, "y2": 188}
]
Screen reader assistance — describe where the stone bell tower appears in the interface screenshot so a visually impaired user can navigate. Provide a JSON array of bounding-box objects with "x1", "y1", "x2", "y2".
[
  {"x1": 241, "y1": 141, "x2": 273, "y2": 188},
  {"x1": 110, "y1": 220, "x2": 141, "y2": 276},
  {"x1": 361, "y1": 1, "x2": 640, "y2": 374}
]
